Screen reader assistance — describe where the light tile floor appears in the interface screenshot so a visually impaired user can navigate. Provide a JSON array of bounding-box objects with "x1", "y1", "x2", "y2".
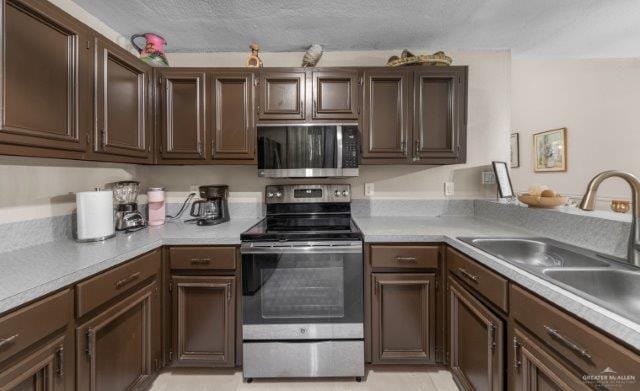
[{"x1": 150, "y1": 366, "x2": 460, "y2": 391}]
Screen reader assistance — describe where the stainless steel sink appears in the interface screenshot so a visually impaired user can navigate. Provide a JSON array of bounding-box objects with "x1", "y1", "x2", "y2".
[
  {"x1": 459, "y1": 236, "x2": 640, "y2": 324},
  {"x1": 460, "y1": 238, "x2": 610, "y2": 268},
  {"x1": 543, "y1": 268, "x2": 640, "y2": 324}
]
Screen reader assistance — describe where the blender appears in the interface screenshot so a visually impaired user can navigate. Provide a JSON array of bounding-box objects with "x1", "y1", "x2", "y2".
[{"x1": 109, "y1": 181, "x2": 147, "y2": 231}]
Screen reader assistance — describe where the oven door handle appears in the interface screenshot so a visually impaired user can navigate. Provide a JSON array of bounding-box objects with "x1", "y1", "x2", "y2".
[{"x1": 241, "y1": 242, "x2": 362, "y2": 254}]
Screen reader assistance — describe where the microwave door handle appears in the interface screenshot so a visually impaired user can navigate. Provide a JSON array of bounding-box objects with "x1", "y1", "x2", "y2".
[{"x1": 336, "y1": 125, "x2": 343, "y2": 170}]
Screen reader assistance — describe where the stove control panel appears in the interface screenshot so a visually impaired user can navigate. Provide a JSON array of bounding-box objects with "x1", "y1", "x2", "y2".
[{"x1": 265, "y1": 184, "x2": 351, "y2": 204}]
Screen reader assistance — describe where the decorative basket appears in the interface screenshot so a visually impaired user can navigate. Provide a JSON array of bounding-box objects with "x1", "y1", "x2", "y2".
[{"x1": 387, "y1": 51, "x2": 452, "y2": 67}]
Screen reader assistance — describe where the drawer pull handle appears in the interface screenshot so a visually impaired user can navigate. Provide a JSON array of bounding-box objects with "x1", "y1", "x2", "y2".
[
  {"x1": 544, "y1": 325, "x2": 592, "y2": 360},
  {"x1": 395, "y1": 256, "x2": 417, "y2": 263},
  {"x1": 190, "y1": 257, "x2": 212, "y2": 265},
  {"x1": 458, "y1": 267, "x2": 478, "y2": 282},
  {"x1": 115, "y1": 272, "x2": 141, "y2": 289},
  {"x1": 0, "y1": 334, "x2": 19, "y2": 348}
]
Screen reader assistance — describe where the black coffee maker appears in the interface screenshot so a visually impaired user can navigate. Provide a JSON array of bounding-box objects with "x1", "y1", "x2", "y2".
[{"x1": 189, "y1": 185, "x2": 230, "y2": 226}]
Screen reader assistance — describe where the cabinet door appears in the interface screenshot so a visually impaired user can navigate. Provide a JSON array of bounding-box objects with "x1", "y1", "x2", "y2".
[
  {"x1": 0, "y1": 0, "x2": 89, "y2": 156},
  {"x1": 449, "y1": 277, "x2": 503, "y2": 391},
  {"x1": 0, "y1": 335, "x2": 66, "y2": 390},
  {"x1": 258, "y1": 71, "x2": 305, "y2": 120},
  {"x1": 513, "y1": 327, "x2": 590, "y2": 391},
  {"x1": 211, "y1": 72, "x2": 255, "y2": 161},
  {"x1": 94, "y1": 37, "x2": 151, "y2": 160},
  {"x1": 159, "y1": 71, "x2": 207, "y2": 160},
  {"x1": 311, "y1": 71, "x2": 359, "y2": 119},
  {"x1": 371, "y1": 273, "x2": 435, "y2": 363},
  {"x1": 413, "y1": 67, "x2": 467, "y2": 164},
  {"x1": 361, "y1": 70, "x2": 412, "y2": 163},
  {"x1": 76, "y1": 282, "x2": 160, "y2": 391},
  {"x1": 171, "y1": 275, "x2": 235, "y2": 367}
]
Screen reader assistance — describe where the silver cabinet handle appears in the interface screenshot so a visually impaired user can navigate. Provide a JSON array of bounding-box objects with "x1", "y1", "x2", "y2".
[
  {"x1": 458, "y1": 267, "x2": 478, "y2": 282},
  {"x1": 0, "y1": 334, "x2": 19, "y2": 349},
  {"x1": 56, "y1": 346, "x2": 64, "y2": 377},
  {"x1": 544, "y1": 325, "x2": 592, "y2": 360},
  {"x1": 115, "y1": 272, "x2": 141, "y2": 289},
  {"x1": 190, "y1": 257, "x2": 212, "y2": 265},
  {"x1": 226, "y1": 283, "x2": 232, "y2": 303},
  {"x1": 513, "y1": 337, "x2": 522, "y2": 371},
  {"x1": 395, "y1": 256, "x2": 417, "y2": 263}
]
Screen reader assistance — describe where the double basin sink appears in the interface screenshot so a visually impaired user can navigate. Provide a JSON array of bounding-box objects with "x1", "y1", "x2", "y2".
[{"x1": 459, "y1": 237, "x2": 640, "y2": 324}]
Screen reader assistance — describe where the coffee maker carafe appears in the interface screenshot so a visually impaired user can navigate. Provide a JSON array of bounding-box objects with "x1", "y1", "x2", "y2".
[
  {"x1": 110, "y1": 181, "x2": 146, "y2": 231},
  {"x1": 189, "y1": 185, "x2": 230, "y2": 226}
]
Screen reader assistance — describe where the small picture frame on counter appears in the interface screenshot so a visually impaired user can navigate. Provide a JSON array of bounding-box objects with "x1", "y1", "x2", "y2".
[{"x1": 492, "y1": 161, "x2": 515, "y2": 199}]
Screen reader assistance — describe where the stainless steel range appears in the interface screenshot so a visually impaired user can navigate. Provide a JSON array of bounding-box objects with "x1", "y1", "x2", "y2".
[{"x1": 240, "y1": 184, "x2": 364, "y2": 381}]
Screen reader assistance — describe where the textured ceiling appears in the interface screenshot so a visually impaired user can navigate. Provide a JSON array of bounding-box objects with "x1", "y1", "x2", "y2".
[{"x1": 73, "y1": 0, "x2": 640, "y2": 57}]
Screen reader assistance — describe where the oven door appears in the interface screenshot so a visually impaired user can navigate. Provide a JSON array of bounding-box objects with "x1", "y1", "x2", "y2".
[{"x1": 241, "y1": 240, "x2": 363, "y2": 340}]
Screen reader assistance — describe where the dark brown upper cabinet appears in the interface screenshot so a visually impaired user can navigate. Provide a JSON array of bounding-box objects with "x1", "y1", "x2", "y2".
[
  {"x1": 448, "y1": 277, "x2": 503, "y2": 391},
  {"x1": 171, "y1": 275, "x2": 236, "y2": 367},
  {"x1": 311, "y1": 70, "x2": 359, "y2": 120},
  {"x1": 211, "y1": 72, "x2": 255, "y2": 162},
  {"x1": 361, "y1": 69, "x2": 412, "y2": 163},
  {"x1": 92, "y1": 37, "x2": 152, "y2": 162},
  {"x1": 0, "y1": 0, "x2": 91, "y2": 159},
  {"x1": 158, "y1": 70, "x2": 207, "y2": 161},
  {"x1": 371, "y1": 272, "x2": 436, "y2": 364},
  {"x1": 413, "y1": 67, "x2": 467, "y2": 164},
  {"x1": 258, "y1": 70, "x2": 306, "y2": 120}
]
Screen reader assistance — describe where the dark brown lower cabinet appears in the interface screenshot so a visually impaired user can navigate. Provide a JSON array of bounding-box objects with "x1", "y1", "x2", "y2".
[
  {"x1": 0, "y1": 335, "x2": 66, "y2": 390},
  {"x1": 448, "y1": 277, "x2": 504, "y2": 391},
  {"x1": 171, "y1": 275, "x2": 235, "y2": 367},
  {"x1": 513, "y1": 327, "x2": 589, "y2": 391},
  {"x1": 371, "y1": 273, "x2": 435, "y2": 363},
  {"x1": 76, "y1": 281, "x2": 160, "y2": 391}
]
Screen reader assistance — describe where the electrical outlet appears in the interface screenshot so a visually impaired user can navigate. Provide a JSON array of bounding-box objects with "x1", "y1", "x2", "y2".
[
  {"x1": 364, "y1": 183, "x2": 374, "y2": 197},
  {"x1": 189, "y1": 185, "x2": 199, "y2": 194},
  {"x1": 444, "y1": 182, "x2": 455, "y2": 196},
  {"x1": 482, "y1": 171, "x2": 496, "y2": 185}
]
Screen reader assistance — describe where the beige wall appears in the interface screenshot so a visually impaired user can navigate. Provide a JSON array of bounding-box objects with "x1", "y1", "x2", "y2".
[{"x1": 511, "y1": 58, "x2": 640, "y2": 206}]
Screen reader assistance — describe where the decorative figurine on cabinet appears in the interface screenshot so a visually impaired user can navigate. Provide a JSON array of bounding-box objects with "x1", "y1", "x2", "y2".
[
  {"x1": 302, "y1": 44, "x2": 323, "y2": 67},
  {"x1": 130, "y1": 33, "x2": 169, "y2": 66},
  {"x1": 246, "y1": 43, "x2": 263, "y2": 67}
]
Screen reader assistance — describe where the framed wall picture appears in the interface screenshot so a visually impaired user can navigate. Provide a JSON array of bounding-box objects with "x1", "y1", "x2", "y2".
[
  {"x1": 533, "y1": 128, "x2": 567, "y2": 172},
  {"x1": 510, "y1": 133, "x2": 520, "y2": 168},
  {"x1": 492, "y1": 161, "x2": 515, "y2": 199}
]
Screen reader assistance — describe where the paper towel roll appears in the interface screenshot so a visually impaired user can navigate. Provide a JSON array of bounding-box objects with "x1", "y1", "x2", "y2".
[{"x1": 76, "y1": 190, "x2": 115, "y2": 242}]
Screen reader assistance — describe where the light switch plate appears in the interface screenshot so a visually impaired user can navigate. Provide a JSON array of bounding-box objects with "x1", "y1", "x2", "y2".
[
  {"x1": 444, "y1": 182, "x2": 455, "y2": 196},
  {"x1": 364, "y1": 183, "x2": 374, "y2": 197}
]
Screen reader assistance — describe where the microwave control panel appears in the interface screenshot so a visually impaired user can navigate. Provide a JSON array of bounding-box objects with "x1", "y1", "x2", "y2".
[{"x1": 342, "y1": 126, "x2": 359, "y2": 168}]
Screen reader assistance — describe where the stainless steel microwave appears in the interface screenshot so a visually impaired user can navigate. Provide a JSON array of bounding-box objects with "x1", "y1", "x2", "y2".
[{"x1": 257, "y1": 124, "x2": 359, "y2": 178}]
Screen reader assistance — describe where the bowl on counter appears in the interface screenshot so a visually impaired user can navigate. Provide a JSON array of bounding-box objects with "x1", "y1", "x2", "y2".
[{"x1": 518, "y1": 194, "x2": 568, "y2": 208}]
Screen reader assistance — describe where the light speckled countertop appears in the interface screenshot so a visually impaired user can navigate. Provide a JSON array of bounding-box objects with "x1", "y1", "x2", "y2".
[
  {"x1": 0, "y1": 218, "x2": 262, "y2": 315},
  {"x1": 1, "y1": 215, "x2": 638, "y2": 351}
]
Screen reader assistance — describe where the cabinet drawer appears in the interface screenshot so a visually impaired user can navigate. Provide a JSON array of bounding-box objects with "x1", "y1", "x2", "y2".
[
  {"x1": 169, "y1": 246, "x2": 236, "y2": 270},
  {"x1": 511, "y1": 284, "x2": 640, "y2": 382},
  {"x1": 446, "y1": 248, "x2": 508, "y2": 312},
  {"x1": 371, "y1": 245, "x2": 439, "y2": 269},
  {"x1": 0, "y1": 289, "x2": 70, "y2": 363},
  {"x1": 75, "y1": 249, "x2": 160, "y2": 317}
]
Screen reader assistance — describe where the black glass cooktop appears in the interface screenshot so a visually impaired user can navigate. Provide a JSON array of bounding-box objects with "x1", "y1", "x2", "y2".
[{"x1": 241, "y1": 214, "x2": 362, "y2": 241}]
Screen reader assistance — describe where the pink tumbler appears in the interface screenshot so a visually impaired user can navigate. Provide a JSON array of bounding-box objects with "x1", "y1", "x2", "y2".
[{"x1": 147, "y1": 187, "x2": 165, "y2": 226}]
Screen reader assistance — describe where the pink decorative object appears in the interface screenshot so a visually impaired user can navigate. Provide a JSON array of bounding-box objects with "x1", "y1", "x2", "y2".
[
  {"x1": 147, "y1": 187, "x2": 165, "y2": 226},
  {"x1": 131, "y1": 33, "x2": 169, "y2": 66}
]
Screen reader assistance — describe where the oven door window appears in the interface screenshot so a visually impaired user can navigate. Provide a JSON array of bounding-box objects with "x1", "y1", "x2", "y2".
[{"x1": 242, "y1": 248, "x2": 362, "y2": 325}]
